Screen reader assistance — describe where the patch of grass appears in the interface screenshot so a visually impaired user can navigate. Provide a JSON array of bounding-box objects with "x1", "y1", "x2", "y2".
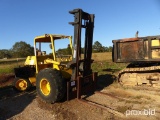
[
  {"x1": 116, "y1": 106, "x2": 132, "y2": 113},
  {"x1": 0, "y1": 58, "x2": 25, "y2": 64},
  {"x1": 0, "y1": 61, "x2": 24, "y2": 74},
  {"x1": 92, "y1": 61, "x2": 127, "y2": 75},
  {"x1": 0, "y1": 67, "x2": 14, "y2": 74},
  {"x1": 92, "y1": 52, "x2": 112, "y2": 61}
]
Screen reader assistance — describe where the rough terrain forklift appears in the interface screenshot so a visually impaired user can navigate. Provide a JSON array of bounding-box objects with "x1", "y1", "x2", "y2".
[{"x1": 13, "y1": 9, "x2": 97, "y2": 103}]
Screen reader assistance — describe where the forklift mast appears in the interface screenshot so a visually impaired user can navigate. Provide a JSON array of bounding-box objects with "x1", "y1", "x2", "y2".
[{"x1": 69, "y1": 9, "x2": 95, "y2": 80}]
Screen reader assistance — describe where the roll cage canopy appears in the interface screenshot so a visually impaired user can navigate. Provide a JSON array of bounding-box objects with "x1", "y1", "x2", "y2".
[{"x1": 34, "y1": 34, "x2": 71, "y2": 43}]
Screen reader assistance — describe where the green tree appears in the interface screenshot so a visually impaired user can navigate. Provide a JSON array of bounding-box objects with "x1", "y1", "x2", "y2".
[
  {"x1": 56, "y1": 44, "x2": 72, "y2": 55},
  {"x1": 92, "y1": 41, "x2": 104, "y2": 52},
  {"x1": 0, "y1": 49, "x2": 12, "y2": 58},
  {"x1": 11, "y1": 41, "x2": 34, "y2": 58},
  {"x1": 103, "y1": 46, "x2": 108, "y2": 52},
  {"x1": 108, "y1": 46, "x2": 113, "y2": 52},
  {"x1": 56, "y1": 48, "x2": 66, "y2": 55},
  {"x1": 66, "y1": 44, "x2": 72, "y2": 55}
]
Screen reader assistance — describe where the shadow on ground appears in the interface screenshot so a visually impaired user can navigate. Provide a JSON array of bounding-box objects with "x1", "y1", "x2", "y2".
[
  {"x1": 0, "y1": 86, "x2": 36, "y2": 120},
  {"x1": 96, "y1": 73, "x2": 117, "y2": 91},
  {"x1": 96, "y1": 68, "x2": 119, "y2": 91},
  {"x1": 102, "y1": 68, "x2": 120, "y2": 73},
  {"x1": 0, "y1": 69, "x2": 119, "y2": 119}
]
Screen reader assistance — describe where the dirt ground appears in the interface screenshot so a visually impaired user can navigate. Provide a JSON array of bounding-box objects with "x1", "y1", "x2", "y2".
[{"x1": 0, "y1": 74, "x2": 160, "y2": 120}]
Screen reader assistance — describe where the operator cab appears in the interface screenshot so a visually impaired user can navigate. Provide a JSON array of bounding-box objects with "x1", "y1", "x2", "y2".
[{"x1": 34, "y1": 34, "x2": 73, "y2": 74}]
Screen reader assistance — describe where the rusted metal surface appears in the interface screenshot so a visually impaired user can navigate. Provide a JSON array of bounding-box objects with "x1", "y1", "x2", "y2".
[
  {"x1": 69, "y1": 8, "x2": 94, "y2": 80},
  {"x1": 113, "y1": 37, "x2": 139, "y2": 43},
  {"x1": 67, "y1": 80, "x2": 77, "y2": 101},
  {"x1": 119, "y1": 40, "x2": 144, "y2": 61},
  {"x1": 67, "y1": 72, "x2": 97, "y2": 101},
  {"x1": 77, "y1": 76, "x2": 82, "y2": 99},
  {"x1": 112, "y1": 35, "x2": 160, "y2": 62},
  {"x1": 67, "y1": 9, "x2": 97, "y2": 101}
]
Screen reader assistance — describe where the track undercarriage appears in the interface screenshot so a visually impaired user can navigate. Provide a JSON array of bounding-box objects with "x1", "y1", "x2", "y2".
[{"x1": 118, "y1": 63, "x2": 160, "y2": 88}]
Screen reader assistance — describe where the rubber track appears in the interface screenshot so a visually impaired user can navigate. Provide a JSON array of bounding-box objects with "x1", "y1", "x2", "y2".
[{"x1": 118, "y1": 65, "x2": 160, "y2": 87}]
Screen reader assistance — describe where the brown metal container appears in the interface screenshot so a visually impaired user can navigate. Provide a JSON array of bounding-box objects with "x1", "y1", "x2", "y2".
[{"x1": 112, "y1": 35, "x2": 160, "y2": 62}]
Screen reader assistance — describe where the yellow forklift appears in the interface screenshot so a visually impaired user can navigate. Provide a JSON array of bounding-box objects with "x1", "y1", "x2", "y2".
[{"x1": 13, "y1": 9, "x2": 97, "y2": 103}]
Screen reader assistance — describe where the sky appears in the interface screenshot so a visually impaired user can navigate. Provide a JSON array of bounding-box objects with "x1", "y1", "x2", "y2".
[{"x1": 0, "y1": 0, "x2": 160, "y2": 52}]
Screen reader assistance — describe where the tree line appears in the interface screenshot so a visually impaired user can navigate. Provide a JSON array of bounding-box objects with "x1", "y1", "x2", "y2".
[
  {"x1": 56, "y1": 41, "x2": 113, "y2": 55},
  {"x1": 0, "y1": 41, "x2": 112, "y2": 59},
  {"x1": 0, "y1": 41, "x2": 34, "y2": 59}
]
